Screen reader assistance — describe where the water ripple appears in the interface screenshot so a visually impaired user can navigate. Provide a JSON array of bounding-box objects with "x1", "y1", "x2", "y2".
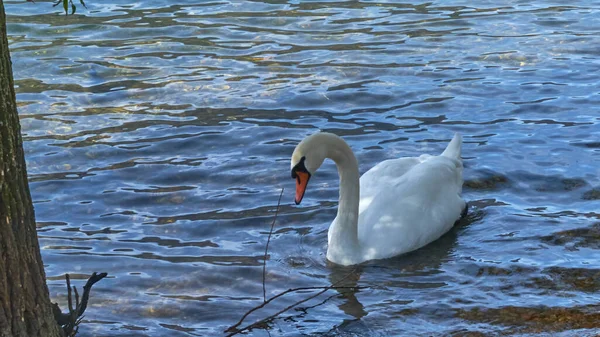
[{"x1": 7, "y1": 0, "x2": 600, "y2": 335}]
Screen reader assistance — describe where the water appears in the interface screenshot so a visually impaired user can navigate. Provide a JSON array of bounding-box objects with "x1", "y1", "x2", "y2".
[{"x1": 6, "y1": 0, "x2": 600, "y2": 336}]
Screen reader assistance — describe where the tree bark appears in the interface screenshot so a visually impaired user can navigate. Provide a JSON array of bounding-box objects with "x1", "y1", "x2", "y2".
[{"x1": 0, "y1": 1, "x2": 63, "y2": 336}]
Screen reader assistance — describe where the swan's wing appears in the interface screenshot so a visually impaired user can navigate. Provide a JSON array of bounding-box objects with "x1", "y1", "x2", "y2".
[
  {"x1": 358, "y1": 156, "x2": 430, "y2": 213},
  {"x1": 357, "y1": 155, "x2": 465, "y2": 259}
]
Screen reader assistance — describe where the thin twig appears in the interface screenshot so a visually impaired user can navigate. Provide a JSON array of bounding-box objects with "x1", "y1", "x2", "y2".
[
  {"x1": 227, "y1": 285, "x2": 364, "y2": 333},
  {"x1": 226, "y1": 285, "x2": 364, "y2": 336},
  {"x1": 78, "y1": 272, "x2": 108, "y2": 316},
  {"x1": 245, "y1": 287, "x2": 334, "y2": 331},
  {"x1": 293, "y1": 293, "x2": 338, "y2": 317},
  {"x1": 64, "y1": 274, "x2": 78, "y2": 336},
  {"x1": 263, "y1": 188, "x2": 284, "y2": 302},
  {"x1": 225, "y1": 270, "x2": 364, "y2": 335},
  {"x1": 73, "y1": 286, "x2": 80, "y2": 314},
  {"x1": 66, "y1": 274, "x2": 74, "y2": 314}
]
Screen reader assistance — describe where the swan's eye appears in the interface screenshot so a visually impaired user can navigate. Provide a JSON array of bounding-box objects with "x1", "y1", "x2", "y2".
[{"x1": 291, "y1": 156, "x2": 308, "y2": 179}]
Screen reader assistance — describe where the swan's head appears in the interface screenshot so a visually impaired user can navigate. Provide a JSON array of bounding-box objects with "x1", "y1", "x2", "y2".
[{"x1": 290, "y1": 133, "x2": 328, "y2": 204}]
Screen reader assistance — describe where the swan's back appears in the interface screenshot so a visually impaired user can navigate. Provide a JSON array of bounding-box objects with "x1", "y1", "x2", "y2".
[{"x1": 356, "y1": 135, "x2": 465, "y2": 261}]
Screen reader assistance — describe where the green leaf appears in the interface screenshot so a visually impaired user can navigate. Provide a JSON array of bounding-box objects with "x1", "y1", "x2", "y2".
[
  {"x1": 79, "y1": 0, "x2": 87, "y2": 8},
  {"x1": 63, "y1": 0, "x2": 68, "y2": 15},
  {"x1": 71, "y1": 2, "x2": 76, "y2": 15}
]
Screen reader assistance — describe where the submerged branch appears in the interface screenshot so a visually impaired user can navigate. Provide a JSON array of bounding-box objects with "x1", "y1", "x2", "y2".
[
  {"x1": 78, "y1": 271, "x2": 107, "y2": 316},
  {"x1": 225, "y1": 271, "x2": 366, "y2": 336},
  {"x1": 53, "y1": 272, "x2": 108, "y2": 336}
]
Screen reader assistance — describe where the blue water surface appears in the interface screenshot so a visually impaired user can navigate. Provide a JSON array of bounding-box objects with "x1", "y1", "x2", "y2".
[{"x1": 6, "y1": 0, "x2": 600, "y2": 336}]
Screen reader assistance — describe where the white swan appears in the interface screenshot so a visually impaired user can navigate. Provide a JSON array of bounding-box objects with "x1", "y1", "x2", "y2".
[{"x1": 291, "y1": 132, "x2": 466, "y2": 266}]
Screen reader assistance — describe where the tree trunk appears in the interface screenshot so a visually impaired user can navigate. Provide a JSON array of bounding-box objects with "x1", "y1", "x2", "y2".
[{"x1": 0, "y1": 1, "x2": 63, "y2": 336}]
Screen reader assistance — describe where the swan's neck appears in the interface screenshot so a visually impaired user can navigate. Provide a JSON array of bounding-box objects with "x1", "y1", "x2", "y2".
[{"x1": 326, "y1": 140, "x2": 361, "y2": 263}]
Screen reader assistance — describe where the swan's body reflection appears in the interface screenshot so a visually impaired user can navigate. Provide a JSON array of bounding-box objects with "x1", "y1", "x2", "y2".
[{"x1": 320, "y1": 213, "x2": 473, "y2": 334}]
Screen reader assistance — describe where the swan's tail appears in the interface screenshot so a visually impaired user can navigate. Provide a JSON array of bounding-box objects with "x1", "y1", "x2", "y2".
[{"x1": 441, "y1": 133, "x2": 462, "y2": 160}]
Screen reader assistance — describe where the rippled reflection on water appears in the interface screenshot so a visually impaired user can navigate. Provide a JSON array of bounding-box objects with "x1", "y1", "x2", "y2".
[{"x1": 6, "y1": 0, "x2": 600, "y2": 336}]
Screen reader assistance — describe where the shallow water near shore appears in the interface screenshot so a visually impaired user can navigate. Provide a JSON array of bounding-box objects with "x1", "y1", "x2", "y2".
[{"x1": 6, "y1": 0, "x2": 600, "y2": 336}]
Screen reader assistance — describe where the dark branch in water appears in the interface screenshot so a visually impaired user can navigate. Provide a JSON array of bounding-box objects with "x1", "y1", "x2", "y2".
[
  {"x1": 53, "y1": 272, "x2": 108, "y2": 336},
  {"x1": 263, "y1": 188, "x2": 284, "y2": 302},
  {"x1": 225, "y1": 271, "x2": 367, "y2": 336},
  {"x1": 78, "y1": 272, "x2": 107, "y2": 316}
]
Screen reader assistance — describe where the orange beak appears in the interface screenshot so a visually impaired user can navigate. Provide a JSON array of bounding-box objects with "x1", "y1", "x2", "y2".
[{"x1": 294, "y1": 171, "x2": 310, "y2": 205}]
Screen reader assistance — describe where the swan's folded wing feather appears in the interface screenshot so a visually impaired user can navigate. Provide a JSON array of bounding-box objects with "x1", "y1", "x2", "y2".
[
  {"x1": 359, "y1": 156, "x2": 423, "y2": 205},
  {"x1": 357, "y1": 155, "x2": 465, "y2": 258}
]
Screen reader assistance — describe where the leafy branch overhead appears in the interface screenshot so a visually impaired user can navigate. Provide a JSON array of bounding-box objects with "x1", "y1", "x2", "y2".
[{"x1": 53, "y1": 0, "x2": 87, "y2": 15}]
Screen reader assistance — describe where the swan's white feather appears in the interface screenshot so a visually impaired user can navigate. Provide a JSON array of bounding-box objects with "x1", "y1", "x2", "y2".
[{"x1": 356, "y1": 153, "x2": 464, "y2": 262}]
